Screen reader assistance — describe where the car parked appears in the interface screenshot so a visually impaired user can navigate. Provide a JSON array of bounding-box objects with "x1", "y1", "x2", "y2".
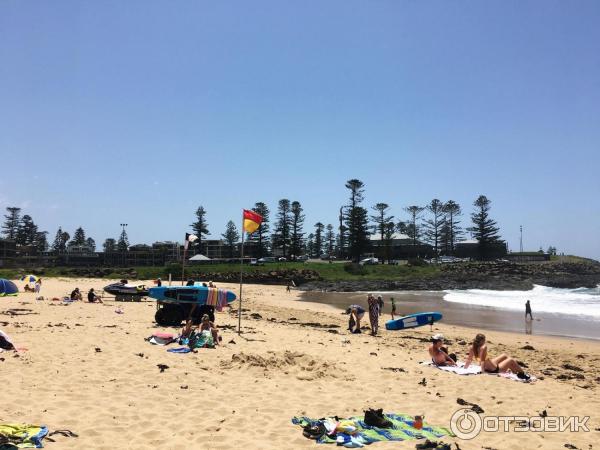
[
  {"x1": 258, "y1": 257, "x2": 277, "y2": 263},
  {"x1": 359, "y1": 257, "x2": 379, "y2": 265}
]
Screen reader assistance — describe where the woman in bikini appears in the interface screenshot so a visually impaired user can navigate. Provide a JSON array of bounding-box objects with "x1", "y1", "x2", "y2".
[
  {"x1": 464, "y1": 333, "x2": 529, "y2": 380},
  {"x1": 428, "y1": 334, "x2": 457, "y2": 366}
]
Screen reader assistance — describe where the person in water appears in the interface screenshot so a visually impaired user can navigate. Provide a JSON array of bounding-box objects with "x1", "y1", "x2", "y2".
[
  {"x1": 525, "y1": 300, "x2": 533, "y2": 320},
  {"x1": 464, "y1": 333, "x2": 530, "y2": 380},
  {"x1": 428, "y1": 334, "x2": 457, "y2": 366}
]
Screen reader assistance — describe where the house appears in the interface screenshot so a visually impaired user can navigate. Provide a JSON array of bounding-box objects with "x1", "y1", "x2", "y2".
[
  {"x1": 454, "y1": 239, "x2": 507, "y2": 260},
  {"x1": 369, "y1": 233, "x2": 434, "y2": 260}
]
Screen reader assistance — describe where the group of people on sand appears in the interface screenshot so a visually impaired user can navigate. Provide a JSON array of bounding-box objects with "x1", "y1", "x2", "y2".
[
  {"x1": 69, "y1": 287, "x2": 103, "y2": 303},
  {"x1": 428, "y1": 332, "x2": 531, "y2": 380},
  {"x1": 23, "y1": 278, "x2": 43, "y2": 293},
  {"x1": 347, "y1": 294, "x2": 396, "y2": 336}
]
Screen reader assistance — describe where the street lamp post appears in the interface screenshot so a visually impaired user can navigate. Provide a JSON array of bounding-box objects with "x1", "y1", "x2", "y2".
[
  {"x1": 519, "y1": 225, "x2": 523, "y2": 253},
  {"x1": 120, "y1": 223, "x2": 128, "y2": 266}
]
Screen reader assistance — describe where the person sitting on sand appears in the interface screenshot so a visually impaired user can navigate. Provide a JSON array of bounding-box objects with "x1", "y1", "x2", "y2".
[
  {"x1": 87, "y1": 288, "x2": 103, "y2": 303},
  {"x1": 428, "y1": 334, "x2": 457, "y2": 366},
  {"x1": 464, "y1": 333, "x2": 530, "y2": 380},
  {"x1": 70, "y1": 288, "x2": 82, "y2": 301},
  {"x1": 24, "y1": 284, "x2": 35, "y2": 293},
  {"x1": 180, "y1": 318, "x2": 196, "y2": 339},
  {"x1": 199, "y1": 314, "x2": 220, "y2": 345},
  {"x1": 346, "y1": 305, "x2": 365, "y2": 334}
]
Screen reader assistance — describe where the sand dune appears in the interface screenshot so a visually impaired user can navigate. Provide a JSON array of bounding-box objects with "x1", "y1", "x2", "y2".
[{"x1": 1, "y1": 278, "x2": 599, "y2": 449}]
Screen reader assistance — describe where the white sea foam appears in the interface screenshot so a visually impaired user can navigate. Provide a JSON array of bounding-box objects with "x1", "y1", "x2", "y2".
[{"x1": 443, "y1": 285, "x2": 600, "y2": 319}]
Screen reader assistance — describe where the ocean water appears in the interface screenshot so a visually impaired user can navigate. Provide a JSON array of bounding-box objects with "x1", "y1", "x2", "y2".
[{"x1": 443, "y1": 285, "x2": 600, "y2": 319}]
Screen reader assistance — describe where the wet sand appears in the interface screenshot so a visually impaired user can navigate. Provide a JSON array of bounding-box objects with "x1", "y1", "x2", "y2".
[{"x1": 299, "y1": 291, "x2": 600, "y2": 340}]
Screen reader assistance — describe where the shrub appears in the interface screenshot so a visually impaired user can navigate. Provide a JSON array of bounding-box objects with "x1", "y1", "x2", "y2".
[{"x1": 343, "y1": 263, "x2": 368, "y2": 276}]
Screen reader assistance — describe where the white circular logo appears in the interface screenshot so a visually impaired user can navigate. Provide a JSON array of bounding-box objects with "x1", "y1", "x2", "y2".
[{"x1": 450, "y1": 408, "x2": 482, "y2": 440}]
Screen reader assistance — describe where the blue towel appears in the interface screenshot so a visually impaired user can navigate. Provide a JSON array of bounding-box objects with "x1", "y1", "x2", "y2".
[{"x1": 167, "y1": 347, "x2": 191, "y2": 353}]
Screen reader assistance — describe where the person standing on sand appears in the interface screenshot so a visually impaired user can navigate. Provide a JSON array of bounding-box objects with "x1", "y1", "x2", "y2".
[
  {"x1": 156, "y1": 278, "x2": 162, "y2": 287},
  {"x1": 377, "y1": 295, "x2": 384, "y2": 316},
  {"x1": 390, "y1": 297, "x2": 396, "y2": 320},
  {"x1": 34, "y1": 278, "x2": 42, "y2": 293},
  {"x1": 525, "y1": 300, "x2": 533, "y2": 320},
  {"x1": 367, "y1": 294, "x2": 379, "y2": 336}
]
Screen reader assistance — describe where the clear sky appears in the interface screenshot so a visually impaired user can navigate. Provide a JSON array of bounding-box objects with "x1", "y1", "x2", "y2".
[{"x1": 1, "y1": 1, "x2": 599, "y2": 259}]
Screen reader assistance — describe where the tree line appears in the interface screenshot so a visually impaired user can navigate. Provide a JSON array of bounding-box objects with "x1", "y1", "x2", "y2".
[
  {"x1": 188, "y1": 179, "x2": 504, "y2": 261},
  {"x1": 2, "y1": 178, "x2": 504, "y2": 260}
]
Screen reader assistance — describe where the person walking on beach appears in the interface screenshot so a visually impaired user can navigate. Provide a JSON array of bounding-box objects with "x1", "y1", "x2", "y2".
[
  {"x1": 34, "y1": 278, "x2": 42, "y2": 294},
  {"x1": 377, "y1": 295, "x2": 384, "y2": 316},
  {"x1": 525, "y1": 300, "x2": 533, "y2": 320},
  {"x1": 390, "y1": 297, "x2": 396, "y2": 320},
  {"x1": 367, "y1": 294, "x2": 380, "y2": 336}
]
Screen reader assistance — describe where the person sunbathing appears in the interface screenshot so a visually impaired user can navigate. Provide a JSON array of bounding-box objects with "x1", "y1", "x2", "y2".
[
  {"x1": 199, "y1": 314, "x2": 221, "y2": 345},
  {"x1": 464, "y1": 333, "x2": 530, "y2": 380},
  {"x1": 428, "y1": 334, "x2": 457, "y2": 366}
]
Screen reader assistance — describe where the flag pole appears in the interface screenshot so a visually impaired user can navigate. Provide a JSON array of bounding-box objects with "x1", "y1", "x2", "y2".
[
  {"x1": 238, "y1": 214, "x2": 245, "y2": 334},
  {"x1": 181, "y1": 241, "x2": 187, "y2": 286}
]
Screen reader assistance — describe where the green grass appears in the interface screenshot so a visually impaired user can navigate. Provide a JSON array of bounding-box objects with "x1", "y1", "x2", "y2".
[{"x1": 0, "y1": 262, "x2": 440, "y2": 283}]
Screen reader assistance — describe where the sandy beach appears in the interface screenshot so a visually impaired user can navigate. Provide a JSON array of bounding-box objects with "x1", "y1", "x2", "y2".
[{"x1": 1, "y1": 278, "x2": 599, "y2": 450}]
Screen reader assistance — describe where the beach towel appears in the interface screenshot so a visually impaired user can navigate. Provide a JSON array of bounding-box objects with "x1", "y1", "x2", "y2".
[
  {"x1": 206, "y1": 288, "x2": 218, "y2": 307},
  {"x1": 498, "y1": 371, "x2": 537, "y2": 383},
  {"x1": 205, "y1": 288, "x2": 230, "y2": 311},
  {"x1": 167, "y1": 347, "x2": 191, "y2": 354},
  {"x1": 421, "y1": 361, "x2": 482, "y2": 375},
  {"x1": 148, "y1": 333, "x2": 175, "y2": 345},
  {"x1": 422, "y1": 361, "x2": 536, "y2": 383},
  {"x1": 0, "y1": 424, "x2": 48, "y2": 448},
  {"x1": 292, "y1": 413, "x2": 453, "y2": 446}
]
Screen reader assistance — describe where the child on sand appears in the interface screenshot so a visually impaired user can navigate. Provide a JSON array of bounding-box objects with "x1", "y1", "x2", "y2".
[
  {"x1": 390, "y1": 297, "x2": 396, "y2": 319},
  {"x1": 464, "y1": 333, "x2": 530, "y2": 380}
]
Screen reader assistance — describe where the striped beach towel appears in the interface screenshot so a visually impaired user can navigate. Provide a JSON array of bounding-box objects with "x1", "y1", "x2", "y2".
[{"x1": 292, "y1": 413, "x2": 453, "y2": 445}]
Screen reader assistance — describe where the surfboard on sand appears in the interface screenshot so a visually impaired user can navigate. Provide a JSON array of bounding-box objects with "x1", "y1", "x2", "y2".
[
  {"x1": 385, "y1": 312, "x2": 443, "y2": 330},
  {"x1": 148, "y1": 286, "x2": 236, "y2": 305}
]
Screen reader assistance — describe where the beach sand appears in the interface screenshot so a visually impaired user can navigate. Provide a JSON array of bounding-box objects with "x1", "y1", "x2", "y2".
[{"x1": 1, "y1": 278, "x2": 599, "y2": 449}]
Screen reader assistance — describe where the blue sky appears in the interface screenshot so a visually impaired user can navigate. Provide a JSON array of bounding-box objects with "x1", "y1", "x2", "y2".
[{"x1": 1, "y1": 1, "x2": 599, "y2": 258}]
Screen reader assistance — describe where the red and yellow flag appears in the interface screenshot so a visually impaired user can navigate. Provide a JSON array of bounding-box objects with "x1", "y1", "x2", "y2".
[{"x1": 243, "y1": 209, "x2": 263, "y2": 233}]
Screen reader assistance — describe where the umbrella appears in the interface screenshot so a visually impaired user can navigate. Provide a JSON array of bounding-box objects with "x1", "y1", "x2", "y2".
[
  {"x1": 0, "y1": 279, "x2": 19, "y2": 297},
  {"x1": 20, "y1": 275, "x2": 38, "y2": 283}
]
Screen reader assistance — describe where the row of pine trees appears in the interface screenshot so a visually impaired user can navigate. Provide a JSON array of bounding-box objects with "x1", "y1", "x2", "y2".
[
  {"x1": 189, "y1": 179, "x2": 503, "y2": 261},
  {"x1": 2, "y1": 178, "x2": 503, "y2": 260}
]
